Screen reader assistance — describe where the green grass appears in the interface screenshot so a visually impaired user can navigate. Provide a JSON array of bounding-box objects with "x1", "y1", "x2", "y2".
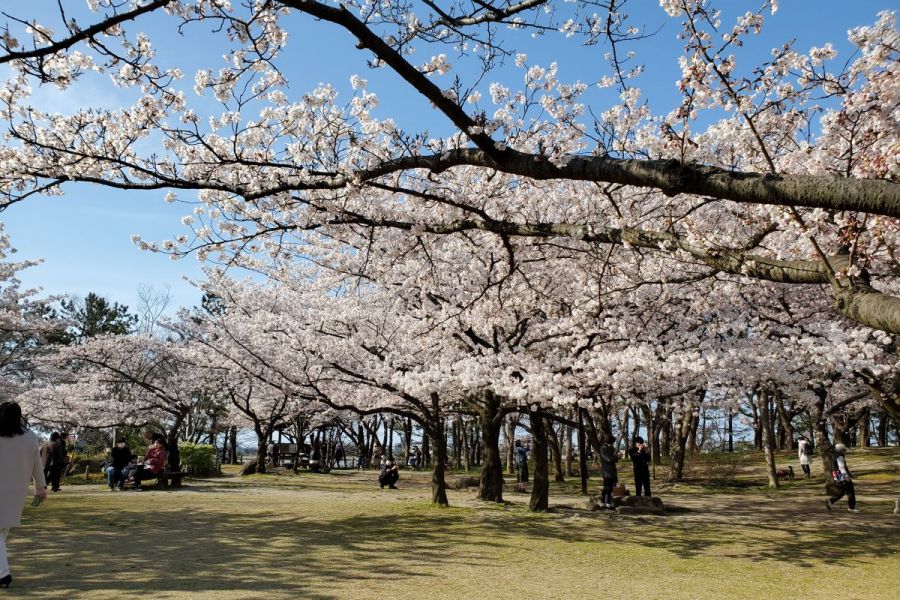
[{"x1": 5, "y1": 448, "x2": 899, "y2": 599}]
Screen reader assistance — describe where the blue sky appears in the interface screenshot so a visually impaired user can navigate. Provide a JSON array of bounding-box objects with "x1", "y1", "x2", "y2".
[{"x1": 1, "y1": 1, "x2": 888, "y2": 313}]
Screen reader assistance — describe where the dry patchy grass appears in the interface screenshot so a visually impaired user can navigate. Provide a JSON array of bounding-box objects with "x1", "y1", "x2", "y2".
[{"x1": 4, "y1": 448, "x2": 899, "y2": 599}]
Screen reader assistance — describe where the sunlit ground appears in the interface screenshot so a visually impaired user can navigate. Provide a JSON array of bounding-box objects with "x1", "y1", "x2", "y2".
[{"x1": 7, "y1": 448, "x2": 899, "y2": 599}]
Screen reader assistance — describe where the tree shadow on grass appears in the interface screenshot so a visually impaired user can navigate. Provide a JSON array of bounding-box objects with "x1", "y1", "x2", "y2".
[{"x1": 8, "y1": 481, "x2": 899, "y2": 597}]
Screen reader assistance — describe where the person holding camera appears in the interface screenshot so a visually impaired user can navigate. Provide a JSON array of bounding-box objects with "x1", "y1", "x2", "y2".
[{"x1": 629, "y1": 436, "x2": 652, "y2": 497}]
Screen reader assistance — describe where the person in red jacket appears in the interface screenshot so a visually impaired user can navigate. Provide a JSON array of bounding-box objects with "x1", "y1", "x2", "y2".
[{"x1": 132, "y1": 437, "x2": 167, "y2": 491}]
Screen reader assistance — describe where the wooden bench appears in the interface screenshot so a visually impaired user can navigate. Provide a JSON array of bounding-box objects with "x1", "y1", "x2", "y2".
[
  {"x1": 156, "y1": 470, "x2": 189, "y2": 489},
  {"x1": 122, "y1": 470, "x2": 189, "y2": 490}
]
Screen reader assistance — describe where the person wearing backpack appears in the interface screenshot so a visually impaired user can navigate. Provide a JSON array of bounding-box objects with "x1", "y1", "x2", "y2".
[{"x1": 826, "y1": 444, "x2": 859, "y2": 513}]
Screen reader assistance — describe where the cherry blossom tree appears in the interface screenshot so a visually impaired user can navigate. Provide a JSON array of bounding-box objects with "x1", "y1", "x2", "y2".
[
  {"x1": 0, "y1": 222, "x2": 61, "y2": 401},
  {"x1": 0, "y1": 1, "x2": 895, "y2": 334}
]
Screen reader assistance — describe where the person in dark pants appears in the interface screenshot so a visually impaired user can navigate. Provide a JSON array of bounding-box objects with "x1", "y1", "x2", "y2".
[
  {"x1": 514, "y1": 440, "x2": 529, "y2": 492},
  {"x1": 599, "y1": 435, "x2": 620, "y2": 509},
  {"x1": 45, "y1": 432, "x2": 68, "y2": 492},
  {"x1": 378, "y1": 459, "x2": 399, "y2": 489},
  {"x1": 133, "y1": 437, "x2": 167, "y2": 491},
  {"x1": 628, "y1": 436, "x2": 651, "y2": 497},
  {"x1": 105, "y1": 438, "x2": 132, "y2": 490},
  {"x1": 826, "y1": 444, "x2": 858, "y2": 513}
]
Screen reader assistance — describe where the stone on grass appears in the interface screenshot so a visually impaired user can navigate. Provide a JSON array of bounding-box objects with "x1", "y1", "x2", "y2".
[
  {"x1": 615, "y1": 495, "x2": 665, "y2": 515},
  {"x1": 452, "y1": 476, "x2": 480, "y2": 490}
]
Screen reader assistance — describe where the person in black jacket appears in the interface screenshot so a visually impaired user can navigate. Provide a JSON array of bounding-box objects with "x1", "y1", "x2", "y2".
[
  {"x1": 629, "y1": 436, "x2": 652, "y2": 497},
  {"x1": 599, "y1": 435, "x2": 620, "y2": 509},
  {"x1": 45, "y1": 432, "x2": 68, "y2": 492},
  {"x1": 378, "y1": 459, "x2": 400, "y2": 489},
  {"x1": 105, "y1": 438, "x2": 132, "y2": 491}
]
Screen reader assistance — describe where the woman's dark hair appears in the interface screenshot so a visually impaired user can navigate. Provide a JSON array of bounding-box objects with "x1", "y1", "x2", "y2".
[
  {"x1": 633, "y1": 436, "x2": 644, "y2": 445},
  {"x1": 50, "y1": 431, "x2": 61, "y2": 442},
  {"x1": 0, "y1": 402, "x2": 27, "y2": 437}
]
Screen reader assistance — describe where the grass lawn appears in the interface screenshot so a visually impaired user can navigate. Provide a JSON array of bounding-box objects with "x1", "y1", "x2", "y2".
[{"x1": 6, "y1": 448, "x2": 899, "y2": 599}]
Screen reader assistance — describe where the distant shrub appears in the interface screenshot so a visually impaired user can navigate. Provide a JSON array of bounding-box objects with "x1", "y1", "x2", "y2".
[{"x1": 179, "y1": 443, "x2": 216, "y2": 476}]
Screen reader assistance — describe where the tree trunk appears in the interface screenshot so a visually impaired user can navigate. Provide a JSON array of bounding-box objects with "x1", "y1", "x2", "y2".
[
  {"x1": 462, "y1": 417, "x2": 472, "y2": 471},
  {"x1": 583, "y1": 411, "x2": 606, "y2": 458},
  {"x1": 422, "y1": 429, "x2": 431, "y2": 467},
  {"x1": 687, "y1": 410, "x2": 699, "y2": 453},
  {"x1": 668, "y1": 408, "x2": 691, "y2": 482},
  {"x1": 727, "y1": 409, "x2": 734, "y2": 452},
  {"x1": 529, "y1": 412, "x2": 550, "y2": 512},
  {"x1": 577, "y1": 408, "x2": 589, "y2": 495},
  {"x1": 546, "y1": 420, "x2": 565, "y2": 482},
  {"x1": 759, "y1": 389, "x2": 779, "y2": 489},
  {"x1": 403, "y1": 418, "x2": 413, "y2": 464},
  {"x1": 229, "y1": 425, "x2": 238, "y2": 464},
  {"x1": 661, "y1": 406, "x2": 672, "y2": 458},
  {"x1": 858, "y1": 409, "x2": 871, "y2": 447},
  {"x1": 749, "y1": 400, "x2": 762, "y2": 450},
  {"x1": 563, "y1": 421, "x2": 575, "y2": 477},
  {"x1": 505, "y1": 414, "x2": 518, "y2": 474},
  {"x1": 255, "y1": 430, "x2": 269, "y2": 475},
  {"x1": 429, "y1": 421, "x2": 449, "y2": 506},
  {"x1": 166, "y1": 413, "x2": 185, "y2": 472},
  {"x1": 877, "y1": 411, "x2": 889, "y2": 446},
  {"x1": 812, "y1": 387, "x2": 835, "y2": 475},
  {"x1": 477, "y1": 391, "x2": 506, "y2": 503},
  {"x1": 668, "y1": 391, "x2": 703, "y2": 482},
  {"x1": 451, "y1": 418, "x2": 460, "y2": 469}
]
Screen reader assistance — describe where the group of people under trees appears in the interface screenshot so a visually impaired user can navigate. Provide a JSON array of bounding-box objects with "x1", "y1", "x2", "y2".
[
  {"x1": 101, "y1": 435, "x2": 168, "y2": 492},
  {"x1": 513, "y1": 435, "x2": 652, "y2": 507}
]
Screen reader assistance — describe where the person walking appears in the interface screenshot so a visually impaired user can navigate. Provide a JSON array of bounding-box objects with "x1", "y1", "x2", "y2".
[
  {"x1": 599, "y1": 435, "x2": 620, "y2": 509},
  {"x1": 0, "y1": 402, "x2": 48, "y2": 589},
  {"x1": 798, "y1": 437, "x2": 812, "y2": 479},
  {"x1": 514, "y1": 440, "x2": 529, "y2": 492},
  {"x1": 628, "y1": 436, "x2": 652, "y2": 497},
  {"x1": 45, "y1": 432, "x2": 67, "y2": 492},
  {"x1": 826, "y1": 444, "x2": 859, "y2": 513}
]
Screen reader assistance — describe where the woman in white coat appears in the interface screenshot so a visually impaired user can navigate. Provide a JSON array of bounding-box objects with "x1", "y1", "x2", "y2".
[{"x1": 0, "y1": 402, "x2": 47, "y2": 589}]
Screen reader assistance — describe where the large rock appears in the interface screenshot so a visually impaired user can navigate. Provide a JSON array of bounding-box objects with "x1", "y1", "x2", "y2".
[
  {"x1": 452, "y1": 476, "x2": 480, "y2": 490},
  {"x1": 239, "y1": 460, "x2": 258, "y2": 476},
  {"x1": 615, "y1": 495, "x2": 665, "y2": 515}
]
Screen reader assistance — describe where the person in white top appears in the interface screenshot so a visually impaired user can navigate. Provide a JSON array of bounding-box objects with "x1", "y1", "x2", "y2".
[
  {"x1": 825, "y1": 443, "x2": 858, "y2": 513},
  {"x1": 0, "y1": 402, "x2": 48, "y2": 589},
  {"x1": 797, "y1": 437, "x2": 811, "y2": 479}
]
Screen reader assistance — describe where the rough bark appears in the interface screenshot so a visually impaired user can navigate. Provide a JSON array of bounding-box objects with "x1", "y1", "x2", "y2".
[
  {"x1": 759, "y1": 389, "x2": 779, "y2": 489},
  {"x1": 505, "y1": 414, "x2": 518, "y2": 474},
  {"x1": 546, "y1": 421, "x2": 565, "y2": 482},
  {"x1": 228, "y1": 425, "x2": 238, "y2": 464},
  {"x1": 812, "y1": 387, "x2": 835, "y2": 475},
  {"x1": 577, "y1": 408, "x2": 589, "y2": 495},
  {"x1": 529, "y1": 412, "x2": 550, "y2": 512},
  {"x1": 477, "y1": 391, "x2": 506, "y2": 503},
  {"x1": 430, "y1": 421, "x2": 449, "y2": 507},
  {"x1": 563, "y1": 421, "x2": 575, "y2": 477}
]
